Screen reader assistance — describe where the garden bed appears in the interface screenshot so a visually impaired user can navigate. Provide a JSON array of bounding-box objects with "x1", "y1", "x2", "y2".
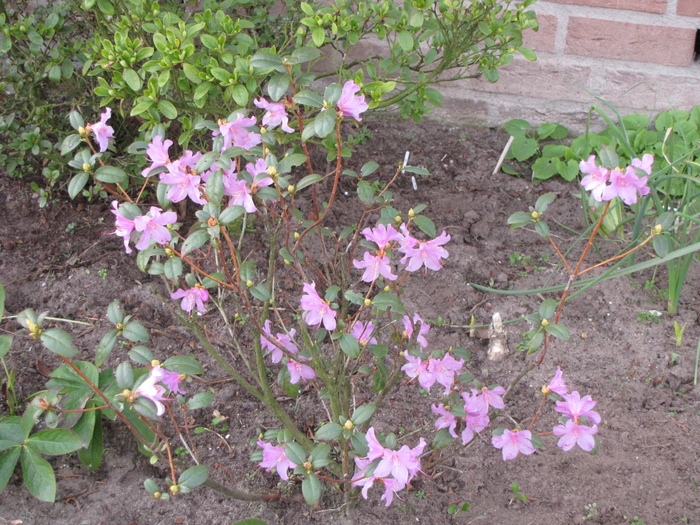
[{"x1": 1, "y1": 118, "x2": 699, "y2": 525}]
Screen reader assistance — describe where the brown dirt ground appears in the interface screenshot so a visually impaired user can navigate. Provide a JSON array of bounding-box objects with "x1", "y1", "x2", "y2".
[{"x1": 1, "y1": 118, "x2": 700, "y2": 525}]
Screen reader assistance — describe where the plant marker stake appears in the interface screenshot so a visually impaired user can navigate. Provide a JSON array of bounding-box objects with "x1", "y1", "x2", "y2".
[{"x1": 402, "y1": 151, "x2": 416, "y2": 191}]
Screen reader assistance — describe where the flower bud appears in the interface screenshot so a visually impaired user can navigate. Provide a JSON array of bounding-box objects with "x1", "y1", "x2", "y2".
[
  {"x1": 294, "y1": 232, "x2": 300, "y2": 240},
  {"x1": 246, "y1": 280, "x2": 254, "y2": 288},
  {"x1": 343, "y1": 420, "x2": 354, "y2": 430},
  {"x1": 383, "y1": 286, "x2": 390, "y2": 292},
  {"x1": 26, "y1": 319, "x2": 42, "y2": 339},
  {"x1": 363, "y1": 298, "x2": 371, "y2": 306},
  {"x1": 541, "y1": 319, "x2": 549, "y2": 327},
  {"x1": 170, "y1": 484, "x2": 179, "y2": 494},
  {"x1": 207, "y1": 217, "x2": 219, "y2": 228},
  {"x1": 266, "y1": 166, "x2": 278, "y2": 177},
  {"x1": 153, "y1": 492, "x2": 162, "y2": 499},
  {"x1": 652, "y1": 224, "x2": 663, "y2": 235},
  {"x1": 531, "y1": 211, "x2": 540, "y2": 221},
  {"x1": 82, "y1": 163, "x2": 91, "y2": 172},
  {"x1": 303, "y1": 461, "x2": 313, "y2": 470},
  {"x1": 287, "y1": 185, "x2": 295, "y2": 194},
  {"x1": 394, "y1": 215, "x2": 402, "y2": 223},
  {"x1": 151, "y1": 360, "x2": 160, "y2": 367},
  {"x1": 408, "y1": 208, "x2": 415, "y2": 218},
  {"x1": 541, "y1": 385, "x2": 551, "y2": 395},
  {"x1": 260, "y1": 127, "x2": 267, "y2": 134}
]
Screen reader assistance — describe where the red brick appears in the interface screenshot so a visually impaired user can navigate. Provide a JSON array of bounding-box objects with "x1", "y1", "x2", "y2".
[
  {"x1": 677, "y1": 0, "x2": 700, "y2": 17},
  {"x1": 545, "y1": 0, "x2": 667, "y2": 14},
  {"x1": 565, "y1": 17, "x2": 696, "y2": 66},
  {"x1": 524, "y1": 14, "x2": 557, "y2": 53}
]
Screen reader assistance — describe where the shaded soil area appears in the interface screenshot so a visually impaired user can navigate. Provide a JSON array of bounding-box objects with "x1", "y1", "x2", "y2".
[{"x1": 1, "y1": 119, "x2": 700, "y2": 525}]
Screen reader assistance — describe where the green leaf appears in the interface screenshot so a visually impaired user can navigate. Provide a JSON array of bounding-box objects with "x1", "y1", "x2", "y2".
[
  {"x1": 107, "y1": 300, "x2": 124, "y2": 325},
  {"x1": 0, "y1": 282, "x2": 6, "y2": 318},
  {"x1": 95, "y1": 329, "x2": 118, "y2": 367},
  {"x1": 250, "y1": 284, "x2": 270, "y2": 302},
  {"x1": 94, "y1": 166, "x2": 127, "y2": 184},
  {"x1": 350, "y1": 404, "x2": 375, "y2": 425},
  {"x1": 178, "y1": 464, "x2": 208, "y2": 488},
  {"x1": 219, "y1": 205, "x2": 245, "y2": 224},
  {"x1": 26, "y1": 429, "x2": 83, "y2": 455},
  {"x1": 0, "y1": 335, "x2": 11, "y2": 359},
  {"x1": 182, "y1": 63, "x2": 202, "y2": 84},
  {"x1": 294, "y1": 90, "x2": 324, "y2": 108},
  {"x1": 398, "y1": 31, "x2": 414, "y2": 52},
  {"x1": 0, "y1": 448, "x2": 21, "y2": 494},
  {"x1": 302, "y1": 475, "x2": 321, "y2": 506},
  {"x1": 232, "y1": 520, "x2": 270, "y2": 525},
  {"x1": 163, "y1": 355, "x2": 203, "y2": 375},
  {"x1": 357, "y1": 180, "x2": 374, "y2": 204},
  {"x1": 122, "y1": 321, "x2": 149, "y2": 343},
  {"x1": 295, "y1": 174, "x2": 322, "y2": 192},
  {"x1": 41, "y1": 328, "x2": 78, "y2": 358},
  {"x1": 157, "y1": 100, "x2": 178, "y2": 120},
  {"x1": 96, "y1": 0, "x2": 114, "y2": 16},
  {"x1": 129, "y1": 345, "x2": 154, "y2": 365},
  {"x1": 68, "y1": 172, "x2": 89, "y2": 199},
  {"x1": 186, "y1": 392, "x2": 213, "y2": 410},
  {"x1": 164, "y1": 257, "x2": 183, "y2": 281},
  {"x1": 313, "y1": 109, "x2": 336, "y2": 138},
  {"x1": 413, "y1": 215, "x2": 436, "y2": 237},
  {"x1": 200, "y1": 34, "x2": 218, "y2": 50},
  {"x1": 599, "y1": 147, "x2": 619, "y2": 169},
  {"x1": 511, "y1": 136, "x2": 538, "y2": 162},
  {"x1": 283, "y1": 442, "x2": 306, "y2": 466},
  {"x1": 504, "y1": 119, "x2": 530, "y2": 137},
  {"x1": 372, "y1": 293, "x2": 404, "y2": 313},
  {"x1": 123, "y1": 68, "x2": 142, "y2": 91},
  {"x1": 534, "y1": 193, "x2": 556, "y2": 214},
  {"x1": 432, "y1": 427, "x2": 455, "y2": 450},
  {"x1": 130, "y1": 98, "x2": 154, "y2": 116},
  {"x1": 78, "y1": 415, "x2": 103, "y2": 472},
  {"x1": 507, "y1": 211, "x2": 532, "y2": 229},
  {"x1": 181, "y1": 229, "x2": 210, "y2": 256},
  {"x1": 49, "y1": 65, "x2": 62, "y2": 82},
  {"x1": 534, "y1": 221, "x2": 550, "y2": 238},
  {"x1": 116, "y1": 362, "x2": 134, "y2": 389},
  {"x1": 231, "y1": 85, "x2": 248, "y2": 107},
  {"x1": 21, "y1": 447, "x2": 56, "y2": 502},
  {"x1": 267, "y1": 74, "x2": 290, "y2": 101},
  {"x1": 539, "y1": 299, "x2": 559, "y2": 319},
  {"x1": 250, "y1": 51, "x2": 284, "y2": 71},
  {"x1": 314, "y1": 423, "x2": 342, "y2": 441},
  {"x1": 339, "y1": 333, "x2": 360, "y2": 358},
  {"x1": 544, "y1": 322, "x2": 569, "y2": 340},
  {"x1": 311, "y1": 27, "x2": 325, "y2": 47},
  {"x1": 519, "y1": 46, "x2": 537, "y2": 61},
  {"x1": 532, "y1": 157, "x2": 558, "y2": 180}
]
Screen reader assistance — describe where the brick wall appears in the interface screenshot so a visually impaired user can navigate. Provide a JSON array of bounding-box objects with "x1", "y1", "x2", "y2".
[{"x1": 433, "y1": 0, "x2": 700, "y2": 132}]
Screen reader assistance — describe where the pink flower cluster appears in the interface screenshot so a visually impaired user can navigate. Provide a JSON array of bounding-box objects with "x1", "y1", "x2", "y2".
[
  {"x1": 402, "y1": 351, "x2": 465, "y2": 395},
  {"x1": 353, "y1": 223, "x2": 450, "y2": 283},
  {"x1": 432, "y1": 386, "x2": 505, "y2": 446},
  {"x1": 260, "y1": 319, "x2": 315, "y2": 384},
  {"x1": 170, "y1": 286, "x2": 209, "y2": 315},
  {"x1": 133, "y1": 364, "x2": 185, "y2": 417},
  {"x1": 109, "y1": 202, "x2": 177, "y2": 254},
  {"x1": 299, "y1": 281, "x2": 336, "y2": 331},
  {"x1": 352, "y1": 427, "x2": 426, "y2": 506},
  {"x1": 580, "y1": 154, "x2": 652, "y2": 205}
]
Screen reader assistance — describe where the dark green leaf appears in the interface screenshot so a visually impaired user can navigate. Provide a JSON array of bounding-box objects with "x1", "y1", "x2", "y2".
[
  {"x1": 357, "y1": 180, "x2": 375, "y2": 204},
  {"x1": 123, "y1": 68, "x2": 142, "y2": 91},
  {"x1": 534, "y1": 193, "x2": 556, "y2": 214},
  {"x1": 61, "y1": 134, "x2": 82, "y2": 155},
  {"x1": 94, "y1": 166, "x2": 127, "y2": 184},
  {"x1": 283, "y1": 442, "x2": 306, "y2": 466},
  {"x1": 267, "y1": 74, "x2": 290, "y2": 101},
  {"x1": 339, "y1": 333, "x2": 360, "y2": 358},
  {"x1": 26, "y1": 429, "x2": 83, "y2": 455},
  {"x1": 41, "y1": 329, "x2": 78, "y2": 358},
  {"x1": 295, "y1": 174, "x2": 322, "y2": 192},
  {"x1": 511, "y1": 136, "x2": 538, "y2": 162},
  {"x1": 162, "y1": 355, "x2": 203, "y2": 375},
  {"x1": 372, "y1": 293, "x2": 404, "y2": 313},
  {"x1": 95, "y1": 329, "x2": 118, "y2": 367},
  {"x1": 178, "y1": 464, "x2": 208, "y2": 488},
  {"x1": 504, "y1": 119, "x2": 530, "y2": 137},
  {"x1": 294, "y1": 90, "x2": 324, "y2": 108},
  {"x1": 302, "y1": 475, "x2": 321, "y2": 506},
  {"x1": 538, "y1": 299, "x2": 559, "y2": 320},
  {"x1": 157, "y1": 100, "x2": 178, "y2": 120},
  {"x1": 122, "y1": 321, "x2": 149, "y2": 343},
  {"x1": 350, "y1": 404, "x2": 375, "y2": 425},
  {"x1": 68, "y1": 172, "x2": 89, "y2": 199},
  {"x1": 534, "y1": 221, "x2": 550, "y2": 238},
  {"x1": 544, "y1": 322, "x2": 569, "y2": 340},
  {"x1": 313, "y1": 109, "x2": 336, "y2": 138},
  {"x1": 21, "y1": 447, "x2": 56, "y2": 502},
  {"x1": 129, "y1": 346, "x2": 154, "y2": 365},
  {"x1": 186, "y1": 392, "x2": 213, "y2": 410},
  {"x1": 116, "y1": 362, "x2": 134, "y2": 389},
  {"x1": 314, "y1": 423, "x2": 342, "y2": 441},
  {"x1": 413, "y1": 215, "x2": 436, "y2": 237},
  {"x1": 181, "y1": 229, "x2": 210, "y2": 256},
  {"x1": 0, "y1": 448, "x2": 21, "y2": 494}
]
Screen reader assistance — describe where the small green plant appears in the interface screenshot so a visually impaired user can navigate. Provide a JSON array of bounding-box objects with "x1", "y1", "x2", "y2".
[
  {"x1": 446, "y1": 500, "x2": 470, "y2": 515},
  {"x1": 624, "y1": 515, "x2": 645, "y2": 524},
  {"x1": 98, "y1": 268, "x2": 108, "y2": 280},
  {"x1": 509, "y1": 482, "x2": 527, "y2": 505},
  {"x1": 583, "y1": 502, "x2": 598, "y2": 520},
  {"x1": 637, "y1": 311, "x2": 662, "y2": 323},
  {"x1": 0, "y1": 283, "x2": 19, "y2": 415},
  {"x1": 415, "y1": 489, "x2": 426, "y2": 499},
  {"x1": 673, "y1": 321, "x2": 687, "y2": 347}
]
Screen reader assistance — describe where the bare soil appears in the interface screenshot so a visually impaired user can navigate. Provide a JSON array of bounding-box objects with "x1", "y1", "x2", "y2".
[{"x1": 1, "y1": 119, "x2": 700, "y2": 525}]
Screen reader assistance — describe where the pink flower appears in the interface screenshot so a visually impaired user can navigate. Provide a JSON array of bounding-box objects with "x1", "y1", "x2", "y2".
[
  {"x1": 87, "y1": 107, "x2": 114, "y2": 152},
  {"x1": 460, "y1": 391, "x2": 490, "y2": 445},
  {"x1": 260, "y1": 320, "x2": 298, "y2": 363},
  {"x1": 160, "y1": 151, "x2": 206, "y2": 205},
  {"x1": 553, "y1": 420, "x2": 598, "y2": 452},
  {"x1": 351, "y1": 321, "x2": 377, "y2": 346},
  {"x1": 600, "y1": 166, "x2": 650, "y2": 205},
  {"x1": 337, "y1": 81, "x2": 368, "y2": 121},
  {"x1": 353, "y1": 252, "x2": 397, "y2": 282},
  {"x1": 631, "y1": 153, "x2": 654, "y2": 175},
  {"x1": 399, "y1": 231, "x2": 451, "y2": 272},
  {"x1": 361, "y1": 224, "x2": 402, "y2": 250},
  {"x1": 171, "y1": 286, "x2": 209, "y2": 315},
  {"x1": 141, "y1": 135, "x2": 172, "y2": 177},
  {"x1": 492, "y1": 429, "x2": 536, "y2": 461},
  {"x1": 254, "y1": 98, "x2": 294, "y2": 133},
  {"x1": 401, "y1": 354, "x2": 431, "y2": 386},
  {"x1": 133, "y1": 207, "x2": 177, "y2": 250},
  {"x1": 223, "y1": 160, "x2": 273, "y2": 212},
  {"x1": 402, "y1": 313, "x2": 430, "y2": 348},
  {"x1": 257, "y1": 440, "x2": 297, "y2": 481},
  {"x1": 372, "y1": 438, "x2": 426, "y2": 486},
  {"x1": 213, "y1": 114, "x2": 262, "y2": 151},
  {"x1": 546, "y1": 366, "x2": 569, "y2": 396},
  {"x1": 555, "y1": 391, "x2": 601, "y2": 425},
  {"x1": 580, "y1": 155, "x2": 609, "y2": 202},
  {"x1": 150, "y1": 365, "x2": 185, "y2": 395},
  {"x1": 351, "y1": 457, "x2": 408, "y2": 507},
  {"x1": 300, "y1": 281, "x2": 336, "y2": 331},
  {"x1": 431, "y1": 403, "x2": 458, "y2": 438},
  {"x1": 479, "y1": 386, "x2": 506, "y2": 410},
  {"x1": 133, "y1": 370, "x2": 173, "y2": 416},
  {"x1": 365, "y1": 427, "x2": 386, "y2": 461},
  {"x1": 426, "y1": 354, "x2": 464, "y2": 395},
  {"x1": 287, "y1": 357, "x2": 315, "y2": 384},
  {"x1": 109, "y1": 201, "x2": 135, "y2": 253}
]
